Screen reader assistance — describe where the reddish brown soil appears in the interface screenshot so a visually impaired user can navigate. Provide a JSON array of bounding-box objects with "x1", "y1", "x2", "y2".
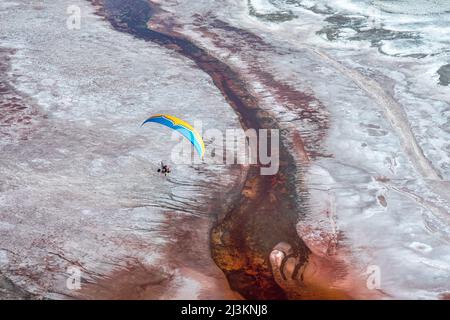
[{"x1": 0, "y1": 48, "x2": 42, "y2": 142}]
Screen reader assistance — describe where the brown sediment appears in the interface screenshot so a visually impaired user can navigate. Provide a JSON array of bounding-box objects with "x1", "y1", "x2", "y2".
[
  {"x1": 0, "y1": 48, "x2": 42, "y2": 142},
  {"x1": 75, "y1": 260, "x2": 174, "y2": 300},
  {"x1": 87, "y1": 0, "x2": 357, "y2": 300},
  {"x1": 77, "y1": 210, "x2": 241, "y2": 300},
  {"x1": 377, "y1": 195, "x2": 387, "y2": 207},
  {"x1": 440, "y1": 292, "x2": 450, "y2": 300}
]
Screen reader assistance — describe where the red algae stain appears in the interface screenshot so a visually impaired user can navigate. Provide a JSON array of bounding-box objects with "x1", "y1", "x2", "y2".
[
  {"x1": 192, "y1": 18, "x2": 330, "y2": 159},
  {"x1": 0, "y1": 48, "x2": 42, "y2": 142}
]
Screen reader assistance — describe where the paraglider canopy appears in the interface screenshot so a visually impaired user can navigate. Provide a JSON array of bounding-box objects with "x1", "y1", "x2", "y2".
[{"x1": 141, "y1": 114, "x2": 205, "y2": 158}]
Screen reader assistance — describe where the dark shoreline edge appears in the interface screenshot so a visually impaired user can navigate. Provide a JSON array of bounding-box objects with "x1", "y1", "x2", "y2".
[{"x1": 89, "y1": 0, "x2": 311, "y2": 299}]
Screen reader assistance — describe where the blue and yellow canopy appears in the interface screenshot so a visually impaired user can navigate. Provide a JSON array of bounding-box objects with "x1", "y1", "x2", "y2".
[{"x1": 141, "y1": 114, "x2": 205, "y2": 158}]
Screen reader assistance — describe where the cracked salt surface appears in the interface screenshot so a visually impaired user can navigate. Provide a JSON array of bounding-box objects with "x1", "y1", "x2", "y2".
[{"x1": 0, "y1": 0, "x2": 242, "y2": 298}]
